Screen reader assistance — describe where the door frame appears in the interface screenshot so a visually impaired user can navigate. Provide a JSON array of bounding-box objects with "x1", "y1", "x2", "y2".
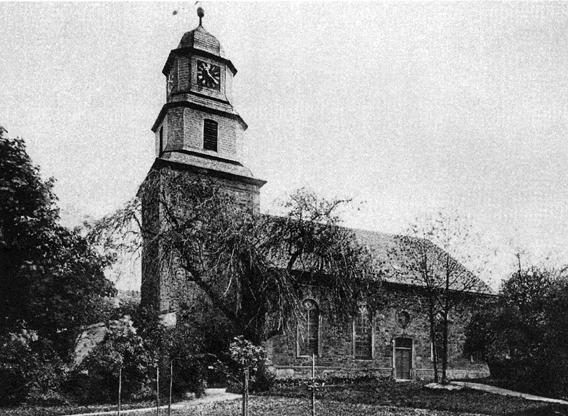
[{"x1": 392, "y1": 337, "x2": 414, "y2": 380}]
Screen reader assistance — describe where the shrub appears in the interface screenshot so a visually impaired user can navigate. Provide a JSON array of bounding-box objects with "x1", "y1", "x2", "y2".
[
  {"x1": 69, "y1": 316, "x2": 152, "y2": 404},
  {"x1": 228, "y1": 336, "x2": 274, "y2": 393},
  {"x1": 0, "y1": 330, "x2": 68, "y2": 406},
  {"x1": 465, "y1": 268, "x2": 568, "y2": 397}
]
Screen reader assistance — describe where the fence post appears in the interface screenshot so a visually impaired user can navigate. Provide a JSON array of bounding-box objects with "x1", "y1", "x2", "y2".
[
  {"x1": 168, "y1": 360, "x2": 173, "y2": 416},
  {"x1": 242, "y1": 366, "x2": 249, "y2": 416},
  {"x1": 156, "y1": 366, "x2": 160, "y2": 416},
  {"x1": 118, "y1": 367, "x2": 122, "y2": 416},
  {"x1": 311, "y1": 354, "x2": 316, "y2": 416}
]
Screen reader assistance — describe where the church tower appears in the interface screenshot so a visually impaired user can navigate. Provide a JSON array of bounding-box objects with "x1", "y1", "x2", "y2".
[{"x1": 140, "y1": 6, "x2": 265, "y2": 316}]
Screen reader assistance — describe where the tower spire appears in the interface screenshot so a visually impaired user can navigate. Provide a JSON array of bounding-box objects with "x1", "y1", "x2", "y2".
[{"x1": 196, "y1": 1, "x2": 204, "y2": 26}]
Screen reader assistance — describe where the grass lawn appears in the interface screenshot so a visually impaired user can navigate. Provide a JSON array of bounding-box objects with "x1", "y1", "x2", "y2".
[
  {"x1": 3, "y1": 381, "x2": 568, "y2": 415},
  {"x1": 135, "y1": 396, "x2": 484, "y2": 416},
  {"x1": 260, "y1": 381, "x2": 568, "y2": 416},
  {"x1": 0, "y1": 400, "x2": 157, "y2": 416}
]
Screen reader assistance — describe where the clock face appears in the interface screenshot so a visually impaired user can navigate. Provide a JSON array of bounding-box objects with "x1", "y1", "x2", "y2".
[{"x1": 197, "y1": 61, "x2": 221, "y2": 90}]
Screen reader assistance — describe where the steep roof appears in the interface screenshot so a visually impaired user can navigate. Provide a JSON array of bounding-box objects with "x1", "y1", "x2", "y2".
[
  {"x1": 260, "y1": 214, "x2": 492, "y2": 295},
  {"x1": 351, "y1": 228, "x2": 493, "y2": 294}
]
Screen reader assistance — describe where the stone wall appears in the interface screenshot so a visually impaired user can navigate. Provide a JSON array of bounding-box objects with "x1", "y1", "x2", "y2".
[
  {"x1": 268, "y1": 284, "x2": 489, "y2": 381},
  {"x1": 140, "y1": 160, "x2": 262, "y2": 313}
]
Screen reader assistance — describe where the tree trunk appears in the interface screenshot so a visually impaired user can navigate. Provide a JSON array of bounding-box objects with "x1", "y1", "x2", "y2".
[
  {"x1": 442, "y1": 264, "x2": 451, "y2": 384},
  {"x1": 428, "y1": 299, "x2": 439, "y2": 383},
  {"x1": 442, "y1": 311, "x2": 449, "y2": 384}
]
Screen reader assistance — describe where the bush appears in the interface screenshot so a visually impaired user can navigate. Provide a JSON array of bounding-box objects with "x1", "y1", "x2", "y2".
[
  {"x1": 0, "y1": 330, "x2": 68, "y2": 406},
  {"x1": 69, "y1": 316, "x2": 152, "y2": 404},
  {"x1": 228, "y1": 336, "x2": 274, "y2": 394},
  {"x1": 465, "y1": 268, "x2": 568, "y2": 398}
]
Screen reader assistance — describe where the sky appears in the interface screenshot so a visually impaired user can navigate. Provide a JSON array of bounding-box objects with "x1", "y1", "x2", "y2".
[{"x1": 1, "y1": 2, "x2": 567, "y2": 289}]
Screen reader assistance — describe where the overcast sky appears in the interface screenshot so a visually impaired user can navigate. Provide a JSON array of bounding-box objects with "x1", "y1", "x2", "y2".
[{"x1": 1, "y1": 2, "x2": 567, "y2": 288}]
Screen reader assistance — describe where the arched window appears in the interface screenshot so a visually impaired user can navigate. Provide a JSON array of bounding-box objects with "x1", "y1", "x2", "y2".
[
  {"x1": 203, "y1": 119, "x2": 218, "y2": 151},
  {"x1": 353, "y1": 306, "x2": 372, "y2": 359},
  {"x1": 298, "y1": 299, "x2": 319, "y2": 356}
]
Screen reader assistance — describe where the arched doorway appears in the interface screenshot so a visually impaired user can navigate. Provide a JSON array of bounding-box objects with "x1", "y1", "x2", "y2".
[{"x1": 394, "y1": 337, "x2": 413, "y2": 380}]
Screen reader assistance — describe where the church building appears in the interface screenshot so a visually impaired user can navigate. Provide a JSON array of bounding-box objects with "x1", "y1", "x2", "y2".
[{"x1": 140, "y1": 9, "x2": 490, "y2": 381}]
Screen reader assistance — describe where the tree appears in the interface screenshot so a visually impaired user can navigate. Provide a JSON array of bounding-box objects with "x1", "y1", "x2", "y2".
[
  {"x1": 391, "y1": 211, "x2": 489, "y2": 383},
  {"x1": 465, "y1": 266, "x2": 568, "y2": 396},
  {"x1": 71, "y1": 316, "x2": 151, "y2": 403},
  {"x1": 90, "y1": 169, "x2": 378, "y2": 346},
  {"x1": 230, "y1": 336, "x2": 266, "y2": 416},
  {"x1": 0, "y1": 129, "x2": 115, "y2": 357}
]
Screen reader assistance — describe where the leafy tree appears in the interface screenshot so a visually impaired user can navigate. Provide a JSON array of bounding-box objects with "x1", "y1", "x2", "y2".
[
  {"x1": 392, "y1": 211, "x2": 489, "y2": 383},
  {"x1": 90, "y1": 169, "x2": 378, "y2": 347},
  {"x1": 0, "y1": 129, "x2": 115, "y2": 357},
  {"x1": 133, "y1": 307, "x2": 207, "y2": 398},
  {"x1": 465, "y1": 267, "x2": 568, "y2": 396},
  {"x1": 71, "y1": 316, "x2": 151, "y2": 403},
  {"x1": 230, "y1": 336, "x2": 268, "y2": 415},
  {"x1": 0, "y1": 329, "x2": 66, "y2": 406}
]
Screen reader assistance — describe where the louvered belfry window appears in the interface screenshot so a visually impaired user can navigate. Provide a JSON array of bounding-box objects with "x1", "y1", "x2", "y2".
[{"x1": 203, "y1": 119, "x2": 218, "y2": 151}]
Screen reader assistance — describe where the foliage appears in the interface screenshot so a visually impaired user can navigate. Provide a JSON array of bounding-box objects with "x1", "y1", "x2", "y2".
[
  {"x1": 465, "y1": 267, "x2": 568, "y2": 397},
  {"x1": 136, "y1": 307, "x2": 207, "y2": 398},
  {"x1": 91, "y1": 170, "x2": 378, "y2": 347},
  {"x1": 70, "y1": 316, "x2": 151, "y2": 403},
  {"x1": 228, "y1": 336, "x2": 273, "y2": 393},
  {"x1": 0, "y1": 330, "x2": 67, "y2": 406},
  {"x1": 0, "y1": 129, "x2": 116, "y2": 359},
  {"x1": 229, "y1": 336, "x2": 266, "y2": 370},
  {"x1": 391, "y1": 211, "x2": 488, "y2": 383}
]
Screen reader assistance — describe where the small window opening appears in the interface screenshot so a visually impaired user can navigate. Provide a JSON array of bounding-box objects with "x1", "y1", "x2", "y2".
[{"x1": 203, "y1": 119, "x2": 218, "y2": 151}]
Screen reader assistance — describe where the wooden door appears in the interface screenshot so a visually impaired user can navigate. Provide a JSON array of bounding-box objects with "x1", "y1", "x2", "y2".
[{"x1": 395, "y1": 348, "x2": 412, "y2": 379}]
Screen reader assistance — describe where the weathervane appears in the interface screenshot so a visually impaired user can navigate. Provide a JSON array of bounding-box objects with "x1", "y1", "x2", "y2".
[{"x1": 196, "y1": 1, "x2": 204, "y2": 26}]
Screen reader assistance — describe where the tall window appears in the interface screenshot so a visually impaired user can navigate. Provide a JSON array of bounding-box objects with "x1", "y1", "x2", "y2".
[
  {"x1": 298, "y1": 299, "x2": 319, "y2": 356},
  {"x1": 354, "y1": 306, "x2": 372, "y2": 359},
  {"x1": 203, "y1": 119, "x2": 218, "y2": 151}
]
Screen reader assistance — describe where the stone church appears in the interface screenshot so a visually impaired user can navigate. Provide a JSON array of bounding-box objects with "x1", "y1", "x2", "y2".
[{"x1": 140, "y1": 11, "x2": 490, "y2": 381}]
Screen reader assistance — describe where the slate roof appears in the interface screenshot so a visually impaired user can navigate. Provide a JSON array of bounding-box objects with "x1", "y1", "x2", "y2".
[
  {"x1": 178, "y1": 24, "x2": 225, "y2": 57},
  {"x1": 352, "y1": 227, "x2": 493, "y2": 294},
  {"x1": 261, "y1": 215, "x2": 492, "y2": 295}
]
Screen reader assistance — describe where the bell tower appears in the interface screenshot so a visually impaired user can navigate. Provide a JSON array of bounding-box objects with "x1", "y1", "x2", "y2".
[{"x1": 141, "y1": 7, "x2": 266, "y2": 315}]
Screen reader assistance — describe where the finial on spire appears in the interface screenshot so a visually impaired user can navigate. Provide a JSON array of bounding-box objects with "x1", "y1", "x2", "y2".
[{"x1": 195, "y1": 1, "x2": 204, "y2": 26}]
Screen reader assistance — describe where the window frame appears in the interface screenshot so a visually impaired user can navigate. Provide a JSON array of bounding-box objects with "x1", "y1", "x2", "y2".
[
  {"x1": 297, "y1": 299, "x2": 321, "y2": 358},
  {"x1": 203, "y1": 119, "x2": 218, "y2": 152},
  {"x1": 353, "y1": 306, "x2": 374, "y2": 360}
]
